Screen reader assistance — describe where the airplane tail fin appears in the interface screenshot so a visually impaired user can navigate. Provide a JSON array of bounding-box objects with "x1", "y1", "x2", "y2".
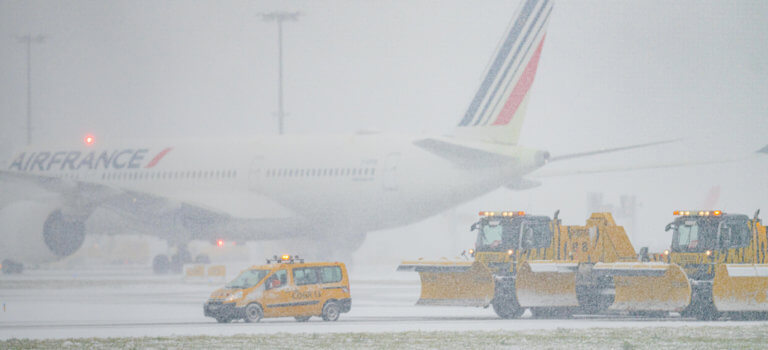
[{"x1": 455, "y1": 0, "x2": 553, "y2": 145}]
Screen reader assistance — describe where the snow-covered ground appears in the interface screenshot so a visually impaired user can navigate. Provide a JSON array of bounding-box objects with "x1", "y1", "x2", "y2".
[{"x1": 2, "y1": 265, "x2": 767, "y2": 340}]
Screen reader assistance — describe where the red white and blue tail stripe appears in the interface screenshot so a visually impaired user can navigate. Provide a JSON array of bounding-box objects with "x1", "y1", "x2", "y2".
[{"x1": 456, "y1": 0, "x2": 553, "y2": 144}]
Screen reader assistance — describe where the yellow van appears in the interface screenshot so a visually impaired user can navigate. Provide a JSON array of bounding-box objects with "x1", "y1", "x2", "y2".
[{"x1": 203, "y1": 255, "x2": 351, "y2": 323}]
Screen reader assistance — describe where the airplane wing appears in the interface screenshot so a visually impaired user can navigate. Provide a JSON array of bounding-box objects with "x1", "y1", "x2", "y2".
[
  {"x1": 547, "y1": 139, "x2": 680, "y2": 162},
  {"x1": 531, "y1": 144, "x2": 766, "y2": 178},
  {"x1": 0, "y1": 170, "x2": 305, "y2": 243}
]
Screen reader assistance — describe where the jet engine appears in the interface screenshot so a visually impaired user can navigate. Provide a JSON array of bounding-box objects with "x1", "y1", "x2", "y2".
[{"x1": 0, "y1": 199, "x2": 88, "y2": 264}]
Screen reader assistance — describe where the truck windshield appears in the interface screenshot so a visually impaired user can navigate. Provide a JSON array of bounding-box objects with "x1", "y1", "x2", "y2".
[
  {"x1": 475, "y1": 217, "x2": 551, "y2": 251},
  {"x1": 225, "y1": 269, "x2": 270, "y2": 289},
  {"x1": 671, "y1": 218, "x2": 719, "y2": 252},
  {"x1": 671, "y1": 216, "x2": 751, "y2": 252}
]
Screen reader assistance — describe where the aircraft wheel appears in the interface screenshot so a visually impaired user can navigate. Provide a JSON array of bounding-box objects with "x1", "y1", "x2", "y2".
[
  {"x1": 152, "y1": 255, "x2": 170, "y2": 274},
  {"x1": 195, "y1": 254, "x2": 211, "y2": 264},
  {"x1": 1, "y1": 259, "x2": 24, "y2": 274}
]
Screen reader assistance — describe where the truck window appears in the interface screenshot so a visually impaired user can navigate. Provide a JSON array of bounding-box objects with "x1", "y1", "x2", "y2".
[
  {"x1": 481, "y1": 222, "x2": 503, "y2": 248},
  {"x1": 319, "y1": 266, "x2": 342, "y2": 283},
  {"x1": 293, "y1": 267, "x2": 319, "y2": 285},
  {"x1": 722, "y1": 218, "x2": 750, "y2": 248},
  {"x1": 521, "y1": 220, "x2": 552, "y2": 249}
]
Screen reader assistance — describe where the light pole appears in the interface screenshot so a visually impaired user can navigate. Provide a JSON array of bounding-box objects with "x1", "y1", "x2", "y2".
[
  {"x1": 17, "y1": 34, "x2": 46, "y2": 146},
  {"x1": 260, "y1": 11, "x2": 300, "y2": 135}
]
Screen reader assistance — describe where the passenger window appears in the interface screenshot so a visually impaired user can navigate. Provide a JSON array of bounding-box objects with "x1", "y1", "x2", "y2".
[
  {"x1": 293, "y1": 268, "x2": 319, "y2": 285},
  {"x1": 265, "y1": 269, "x2": 288, "y2": 290},
  {"x1": 319, "y1": 266, "x2": 342, "y2": 283}
]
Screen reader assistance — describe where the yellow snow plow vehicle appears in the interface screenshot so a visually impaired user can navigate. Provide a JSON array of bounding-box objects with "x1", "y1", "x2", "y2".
[
  {"x1": 399, "y1": 211, "x2": 660, "y2": 318},
  {"x1": 616, "y1": 209, "x2": 768, "y2": 320}
]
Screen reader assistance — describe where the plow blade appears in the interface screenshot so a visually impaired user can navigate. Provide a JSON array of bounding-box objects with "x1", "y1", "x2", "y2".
[
  {"x1": 397, "y1": 261, "x2": 495, "y2": 307},
  {"x1": 516, "y1": 261, "x2": 579, "y2": 307},
  {"x1": 594, "y1": 262, "x2": 691, "y2": 311},
  {"x1": 713, "y1": 264, "x2": 768, "y2": 311}
]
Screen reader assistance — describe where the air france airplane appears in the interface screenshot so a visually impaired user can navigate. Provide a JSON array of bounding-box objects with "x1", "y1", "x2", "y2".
[{"x1": 0, "y1": 0, "x2": 650, "y2": 273}]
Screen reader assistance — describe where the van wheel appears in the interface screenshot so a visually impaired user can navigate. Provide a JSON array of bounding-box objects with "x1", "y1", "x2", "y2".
[
  {"x1": 322, "y1": 301, "x2": 340, "y2": 321},
  {"x1": 245, "y1": 304, "x2": 263, "y2": 323},
  {"x1": 295, "y1": 316, "x2": 311, "y2": 322}
]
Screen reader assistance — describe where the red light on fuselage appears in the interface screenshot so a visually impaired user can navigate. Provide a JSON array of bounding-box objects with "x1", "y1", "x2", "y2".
[
  {"x1": 84, "y1": 135, "x2": 95, "y2": 146},
  {"x1": 216, "y1": 239, "x2": 224, "y2": 247}
]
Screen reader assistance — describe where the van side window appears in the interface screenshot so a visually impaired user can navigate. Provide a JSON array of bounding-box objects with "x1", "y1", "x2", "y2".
[
  {"x1": 266, "y1": 269, "x2": 288, "y2": 290},
  {"x1": 293, "y1": 267, "x2": 319, "y2": 285},
  {"x1": 319, "y1": 266, "x2": 342, "y2": 283}
]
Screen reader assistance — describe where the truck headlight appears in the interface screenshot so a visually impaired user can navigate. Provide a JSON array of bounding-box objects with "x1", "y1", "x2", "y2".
[{"x1": 225, "y1": 291, "x2": 243, "y2": 302}]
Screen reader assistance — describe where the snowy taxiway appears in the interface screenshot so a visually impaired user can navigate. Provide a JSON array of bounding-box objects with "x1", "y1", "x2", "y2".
[{"x1": 2, "y1": 265, "x2": 767, "y2": 340}]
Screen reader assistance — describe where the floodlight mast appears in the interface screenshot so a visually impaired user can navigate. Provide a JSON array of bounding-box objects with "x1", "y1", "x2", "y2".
[
  {"x1": 17, "y1": 34, "x2": 46, "y2": 146},
  {"x1": 260, "y1": 11, "x2": 300, "y2": 135}
]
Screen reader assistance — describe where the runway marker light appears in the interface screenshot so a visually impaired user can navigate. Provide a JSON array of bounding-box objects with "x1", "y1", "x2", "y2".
[
  {"x1": 507, "y1": 249, "x2": 514, "y2": 256},
  {"x1": 705, "y1": 250, "x2": 712, "y2": 256},
  {"x1": 216, "y1": 239, "x2": 224, "y2": 248}
]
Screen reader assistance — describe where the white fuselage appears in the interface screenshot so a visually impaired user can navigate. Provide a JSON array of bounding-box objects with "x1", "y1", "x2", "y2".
[{"x1": 6, "y1": 133, "x2": 542, "y2": 236}]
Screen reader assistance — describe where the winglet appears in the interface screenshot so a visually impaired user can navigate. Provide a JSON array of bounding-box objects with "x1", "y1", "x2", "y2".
[{"x1": 758, "y1": 145, "x2": 768, "y2": 155}]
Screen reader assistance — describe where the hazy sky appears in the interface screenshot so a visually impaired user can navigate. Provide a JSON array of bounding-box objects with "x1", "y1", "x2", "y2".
[{"x1": 1, "y1": 1, "x2": 766, "y2": 260}]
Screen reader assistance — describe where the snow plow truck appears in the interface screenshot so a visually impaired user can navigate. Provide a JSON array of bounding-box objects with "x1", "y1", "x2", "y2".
[
  {"x1": 632, "y1": 209, "x2": 768, "y2": 320},
  {"x1": 399, "y1": 209, "x2": 768, "y2": 320}
]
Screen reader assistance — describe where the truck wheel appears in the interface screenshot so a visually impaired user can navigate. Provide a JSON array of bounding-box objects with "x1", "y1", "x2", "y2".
[
  {"x1": 492, "y1": 299, "x2": 524, "y2": 319},
  {"x1": 245, "y1": 303, "x2": 263, "y2": 323},
  {"x1": 322, "y1": 301, "x2": 340, "y2": 321},
  {"x1": 215, "y1": 317, "x2": 231, "y2": 323},
  {"x1": 295, "y1": 316, "x2": 311, "y2": 322}
]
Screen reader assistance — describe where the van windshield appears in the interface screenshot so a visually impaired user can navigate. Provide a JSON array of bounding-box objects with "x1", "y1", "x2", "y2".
[{"x1": 225, "y1": 269, "x2": 270, "y2": 289}]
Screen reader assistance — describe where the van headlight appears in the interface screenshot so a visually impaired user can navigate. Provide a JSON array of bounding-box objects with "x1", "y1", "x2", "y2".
[{"x1": 225, "y1": 291, "x2": 243, "y2": 302}]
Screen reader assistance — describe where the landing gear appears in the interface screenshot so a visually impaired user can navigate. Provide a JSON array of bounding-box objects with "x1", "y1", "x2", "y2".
[
  {"x1": 1, "y1": 259, "x2": 24, "y2": 274},
  {"x1": 152, "y1": 255, "x2": 171, "y2": 274},
  {"x1": 195, "y1": 254, "x2": 211, "y2": 264},
  {"x1": 152, "y1": 244, "x2": 192, "y2": 274}
]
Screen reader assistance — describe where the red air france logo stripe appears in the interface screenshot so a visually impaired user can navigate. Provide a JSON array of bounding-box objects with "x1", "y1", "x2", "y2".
[
  {"x1": 492, "y1": 36, "x2": 545, "y2": 126},
  {"x1": 145, "y1": 148, "x2": 173, "y2": 168}
]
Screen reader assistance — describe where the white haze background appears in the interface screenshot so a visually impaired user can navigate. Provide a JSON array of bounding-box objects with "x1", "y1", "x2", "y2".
[{"x1": 0, "y1": 1, "x2": 766, "y2": 264}]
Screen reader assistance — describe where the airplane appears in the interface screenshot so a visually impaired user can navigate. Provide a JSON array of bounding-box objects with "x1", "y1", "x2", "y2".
[{"x1": 0, "y1": 0, "x2": 666, "y2": 274}]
